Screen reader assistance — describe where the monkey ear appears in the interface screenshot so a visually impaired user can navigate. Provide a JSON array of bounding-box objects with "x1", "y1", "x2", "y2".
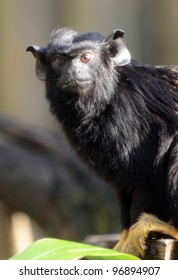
[
  {"x1": 26, "y1": 45, "x2": 46, "y2": 81},
  {"x1": 106, "y1": 29, "x2": 131, "y2": 66}
]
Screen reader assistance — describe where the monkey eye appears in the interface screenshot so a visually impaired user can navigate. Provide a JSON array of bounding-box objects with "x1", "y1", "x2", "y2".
[
  {"x1": 55, "y1": 56, "x2": 68, "y2": 65},
  {"x1": 80, "y1": 51, "x2": 94, "y2": 63}
]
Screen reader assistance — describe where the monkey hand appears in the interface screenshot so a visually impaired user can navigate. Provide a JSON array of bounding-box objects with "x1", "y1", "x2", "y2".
[{"x1": 114, "y1": 213, "x2": 178, "y2": 259}]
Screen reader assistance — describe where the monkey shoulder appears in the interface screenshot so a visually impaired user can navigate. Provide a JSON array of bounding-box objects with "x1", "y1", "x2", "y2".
[
  {"x1": 119, "y1": 60, "x2": 178, "y2": 83},
  {"x1": 116, "y1": 61, "x2": 178, "y2": 123}
]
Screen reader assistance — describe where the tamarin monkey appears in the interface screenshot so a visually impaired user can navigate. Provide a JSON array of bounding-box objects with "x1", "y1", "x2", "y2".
[{"x1": 27, "y1": 28, "x2": 178, "y2": 259}]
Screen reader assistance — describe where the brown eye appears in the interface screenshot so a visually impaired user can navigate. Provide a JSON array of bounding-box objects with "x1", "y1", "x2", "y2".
[{"x1": 80, "y1": 52, "x2": 94, "y2": 63}]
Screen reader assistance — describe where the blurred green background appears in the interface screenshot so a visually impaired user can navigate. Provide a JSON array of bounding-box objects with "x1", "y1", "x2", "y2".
[{"x1": 0, "y1": 0, "x2": 178, "y2": 259}]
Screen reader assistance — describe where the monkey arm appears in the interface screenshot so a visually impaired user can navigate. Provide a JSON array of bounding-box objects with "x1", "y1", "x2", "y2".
[{"x1": 114, "y1": 213, "x2": 178, "y2": 259}]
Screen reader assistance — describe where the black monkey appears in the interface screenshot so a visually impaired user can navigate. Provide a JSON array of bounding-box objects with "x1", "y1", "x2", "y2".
[{"x1": 27, "y1": 28, "x2": 178, "y2": 259}]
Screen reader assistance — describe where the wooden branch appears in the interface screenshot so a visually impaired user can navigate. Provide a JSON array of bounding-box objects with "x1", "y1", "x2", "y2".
[
  {"x1": 145, "y1": 239, "x2": 178, "y2": 260},
  {"x1": 84, "y1": 234, "x2": 178, "y2": 259},
  {"x1": 83, "y1": 233, "x2": 120, "y2": 249}
]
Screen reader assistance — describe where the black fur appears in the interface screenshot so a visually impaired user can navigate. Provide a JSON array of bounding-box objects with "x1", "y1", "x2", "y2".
[{"x1": 27, "y1": 28, "x2": 178, "y2": 231}]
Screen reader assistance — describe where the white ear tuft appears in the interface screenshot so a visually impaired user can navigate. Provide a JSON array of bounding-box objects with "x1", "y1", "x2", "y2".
[
  {"x1": 106, "y1": 29, "x2": 131, "y2": 66},
  {"x1": 113, "y1": 46, "x2": 131, "y2": 66}
]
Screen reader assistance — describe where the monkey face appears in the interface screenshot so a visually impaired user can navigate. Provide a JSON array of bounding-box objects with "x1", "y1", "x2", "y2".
[
  {"x1": 27, "y1": 28, "x2": 130, "y2": 91},
  {"x1": 48, "y1": 48, "x2": 97, "y2": 94}
]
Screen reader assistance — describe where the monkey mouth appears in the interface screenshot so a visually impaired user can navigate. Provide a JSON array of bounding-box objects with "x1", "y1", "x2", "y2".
[
  {"x1": 75, "y1": 78, "x2": 91, "y2": 85},
  {"x1": 75, "y1": 79, "x2": 92, "y2": 90},
  {"x1": 61, "y1": 78, "x2": 92, "y2": 92}
]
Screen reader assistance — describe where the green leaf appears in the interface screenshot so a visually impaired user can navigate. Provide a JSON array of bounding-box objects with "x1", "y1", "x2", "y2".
[{"x1": 10, "y1": 238, "x2": 139, "y2": 260}]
